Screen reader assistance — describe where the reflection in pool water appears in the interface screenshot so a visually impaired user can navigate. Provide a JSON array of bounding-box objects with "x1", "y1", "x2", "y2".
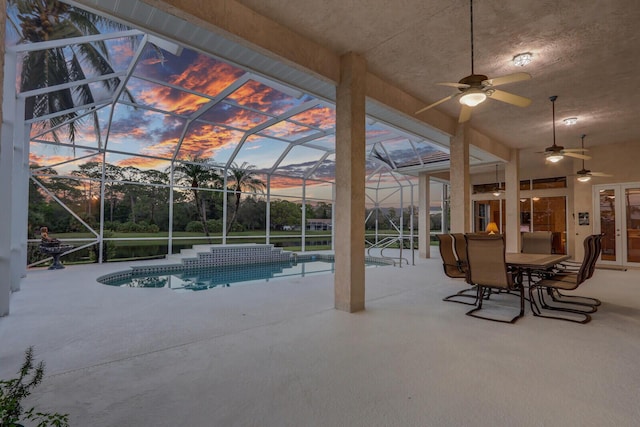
[{"x1": 99, "y1": 259, "x2": 388, "y2": 292}]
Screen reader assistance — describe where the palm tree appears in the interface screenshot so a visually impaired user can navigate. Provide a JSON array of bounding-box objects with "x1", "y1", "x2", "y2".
[
  {"x1": 172, "y1": 156, "x2": 221, "y2": 237},
  {"x1": 226, "y1": 162, "x2": 265, "y2": 233},
  {"x1": 9, "y1": 0, "x2": 137, "y2": 145}
]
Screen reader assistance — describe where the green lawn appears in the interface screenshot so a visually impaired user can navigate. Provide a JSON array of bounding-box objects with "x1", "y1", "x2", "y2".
[{"x1": 48, "y1": 230, "x2": 334, "y2": 250}]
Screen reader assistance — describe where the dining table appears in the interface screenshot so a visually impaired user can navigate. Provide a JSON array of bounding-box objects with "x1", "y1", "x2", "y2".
[
  {"x1": 506, "y1": 253, "x2": 571, "y2": 270},
  {"x1": 505, "y1": 252, "x2": 571, "y2": 285}
]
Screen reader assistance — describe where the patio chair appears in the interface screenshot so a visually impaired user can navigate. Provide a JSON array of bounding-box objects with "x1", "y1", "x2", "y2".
[
  {"x1": 437, "y1": 234, "x2": 478, "y2": 306},
  {"x1": 528, "y1": 235, "x2": 599, "y2": 324},
  {"x1": 437, "y1": 234, "x2": 465, "y2": 279},
  {"x1": 521, "y1": 231, "x2": 553, "y2": 254},
  {"x1": 464, "y1": 234, "x2": 524, "y2": 323},
  {"x1": 452, "y1": 233, "x2": 468, "y2": 271},
  {"x1": 547, "y1": 234, "x2": 602, "y2": 308}
]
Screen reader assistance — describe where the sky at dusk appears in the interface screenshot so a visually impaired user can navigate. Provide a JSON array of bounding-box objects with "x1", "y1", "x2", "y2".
[{"x1": 10, "y1": 2, "x2": 448, "y2": 206}]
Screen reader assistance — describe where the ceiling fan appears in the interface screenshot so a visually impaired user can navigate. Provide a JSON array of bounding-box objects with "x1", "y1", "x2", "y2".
[
  {"x1": 491, "y1": 164, "x2": 504, "y2": 196},
  {"x1": 415, "y1": 0, "x2": 532, "y2": 123},
  {"x1": 541, "y1": 95, "x2": 591, "y2": 163},
  {"x1": 575, "y1": 134, "x2": 612, "y2": 182}
]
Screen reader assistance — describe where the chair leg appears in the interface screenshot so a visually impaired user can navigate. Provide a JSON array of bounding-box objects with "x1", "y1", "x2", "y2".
[
  {"x1": 465, "y1": 285, "x2": 524, "y2": 324},
  {"x1": 529, "y1": 285, "x2": 591, "y2": 324},
  {"x1": 443, "y1": 285, "x2": 484, "y2": 306},
  {"x1": 548, "y1": 288, "x2": 601, "y2": 307},
  {"x1": 540, "y1": 288, "x2": 597, "y2": 314}
]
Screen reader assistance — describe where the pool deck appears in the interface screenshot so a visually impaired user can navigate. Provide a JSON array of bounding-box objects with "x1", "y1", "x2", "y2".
[{"x1": 1, "y1": 248, "x2": 640, "y2": 426}]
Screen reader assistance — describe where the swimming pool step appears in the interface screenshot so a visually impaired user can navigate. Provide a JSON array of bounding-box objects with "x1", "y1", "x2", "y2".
[{"x1": 164, "y1": 243, "x2": 293, "y2": 268}]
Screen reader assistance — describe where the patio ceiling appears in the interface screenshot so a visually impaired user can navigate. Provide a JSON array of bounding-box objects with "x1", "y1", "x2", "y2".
[
  {"x1": 233, "y1": 0, "x2": 640, "y2": 152},
  {"x1": 69, "y1": 0, "x2": 640, "y2": 179}
]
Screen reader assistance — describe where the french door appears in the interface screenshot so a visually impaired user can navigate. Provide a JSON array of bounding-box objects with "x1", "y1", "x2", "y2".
[{"x1": 593, "y1": 183, "x2": 640, "y2": 268}]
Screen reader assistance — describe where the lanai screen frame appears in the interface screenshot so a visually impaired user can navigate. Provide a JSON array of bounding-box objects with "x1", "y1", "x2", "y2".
[{"x1": 3, "y1": 1, "x2": 450, "y2": 267}]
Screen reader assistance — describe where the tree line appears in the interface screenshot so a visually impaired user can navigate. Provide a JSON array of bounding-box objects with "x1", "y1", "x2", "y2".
[{"x1": 28, "y1": 158, "x2": 337, "y2": 238}]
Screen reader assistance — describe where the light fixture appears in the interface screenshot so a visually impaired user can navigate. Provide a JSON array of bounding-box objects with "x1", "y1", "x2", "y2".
[
  {"x1": 532, "y1": 196, "x2": 540, "y2": 201},
  {"x1": 546, "y1": 154, "x2": 564, "y2": 163},
  {"x1": 563, "y1": 117, "x2": 578, "y2": 126},
  {"x1": 575, "y1": 134, "x2": 606, "y2": 183},
  {"x1": 512, "y1": 52, "x2": 533, "y2": 67},
  {"x1": 491, "y1": 164, "x2": 503, "y2": 196},
  {"x1": 459, "y1": 88, "x2": 487, "y2": 107},
  {"x1": 544, "y1": 95, "x2": 564, "y2": 163},
  {"x1": 486, "y1": 222, "x2": 499, "y2": 234}
]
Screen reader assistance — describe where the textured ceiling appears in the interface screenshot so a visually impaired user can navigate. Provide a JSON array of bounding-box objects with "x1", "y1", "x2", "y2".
[{"x1": 236, "y1": 0, "x2": 640, "y2": 152}]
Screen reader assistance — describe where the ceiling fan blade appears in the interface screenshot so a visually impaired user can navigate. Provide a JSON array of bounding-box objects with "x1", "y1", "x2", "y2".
[
  {"x1": 458, "y1": 105, "x2": 472, "y2": 123},
  {"x1": 488, "y1": 89, "x2": 532, "y2": 107},
  {"x1": 590, "y1": 172, "x2": 613, "y2": 177},
  {"x1": 483, "y1": 72, "x2": 531, "y2": 87},
  {"x1": 563, "y1": 148, "x2": 588, "y2": 152},
  {"x1": 564, "y1": 152, "x2": 592, "y2": 160},
  {"x1": 437, "y1": 82, "x2": 470, "y2": 89},
  {"x1": 415, "y1": 93, "x2": 458, "y2": 115}
]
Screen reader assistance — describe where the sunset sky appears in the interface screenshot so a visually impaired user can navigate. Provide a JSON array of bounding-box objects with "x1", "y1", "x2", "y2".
[{"x1": 11, "y1": 4, "x2": 448, "y2": 206}]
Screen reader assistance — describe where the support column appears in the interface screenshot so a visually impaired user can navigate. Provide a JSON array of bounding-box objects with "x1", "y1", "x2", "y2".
[
  {"x1": 12, "y1": 101, "x2": 28, "y2": 289},
  {"x1": 449, "y1": 124, "x2": 471, "y2": 233},
  {"x1": 0, "y1": 33, "x2": 16, "y2": 316},
  {"x1": 334, "y1": 52, "x2": 366, "y2": 313},
  {"x1": 418, "y1": 172, "x2": 431, "y2": 258},
  {"x1": 505, "y1": 149, "x2": 520, "y2": 253}
]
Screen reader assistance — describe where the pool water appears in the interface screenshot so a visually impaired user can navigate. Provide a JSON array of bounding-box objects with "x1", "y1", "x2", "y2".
[{"x1": 99, "y1": 259, "x2": 388, "y2": 292}]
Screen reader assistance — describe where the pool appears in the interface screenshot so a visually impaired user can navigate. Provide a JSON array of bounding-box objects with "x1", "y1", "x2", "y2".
[{"x1": 97, "y1": 255, "x2": 392, "y2": 292}]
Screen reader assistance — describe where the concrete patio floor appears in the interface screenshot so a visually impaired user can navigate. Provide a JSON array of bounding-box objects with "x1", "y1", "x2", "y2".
[{"x1": 1, "y1": 248, "x2": 639, "y2": 426}]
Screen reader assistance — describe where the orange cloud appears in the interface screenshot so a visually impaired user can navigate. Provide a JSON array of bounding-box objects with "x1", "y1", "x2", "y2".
[
  {"x1": 260, "y1": 120, "x2": 313, "y2": 140},
  {"x1": 136, "y1": 83, "x2": 208, "y2": 116},
  {"x1": 172, "y1": 125, "x2": 243, "y2": 160},
  {"x1": 269, "y1": 175, "x2": 305, "y2": 189},
  {"x1": 200, "y1": 106, "x2": 270, "y2": 130},
  {"x1": 115, "y1": 156, "x2": 170, "y2": 169},
  {"x1": 227, "y1": 80, "x2": 293, "y2": 116},
  {"x1": 169, "y1": 57, "x2": 244, "y2": 97},
  {"x1": 289, "y1": 106, "x2": 335, "y2": 130},
  {"x1": 29, "y1": 152, "x2": 74, "y2": 167}
]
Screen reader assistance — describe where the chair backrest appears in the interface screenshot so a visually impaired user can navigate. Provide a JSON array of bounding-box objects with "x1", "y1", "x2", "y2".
[
  {"x1": 587, "y1": 233, "x2": 604, "y2": 279},
  {"x1": 451, "y1": 233, "x2": 468, "y2": 271},
  {"x1": 464, "y1": 234, "x2": 513, "y2": 290},
  {"x1": 574, "y1": 235, "x2": 596, "y2": 285},
  {"x1": 437, "y1": 234, "x2": 465, "y2": 278},
  {"x1": 521, "y1": 231, "x2": 553, "y2": 254}
]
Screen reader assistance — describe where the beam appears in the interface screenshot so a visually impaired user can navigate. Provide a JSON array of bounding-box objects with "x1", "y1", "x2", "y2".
[{"x1": 108, "y1": 0, "x2": 459, "y2": 138}]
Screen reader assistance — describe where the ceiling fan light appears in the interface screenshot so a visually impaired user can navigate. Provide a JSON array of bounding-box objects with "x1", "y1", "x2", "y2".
[
  {"x1": 547, "y1": 154, "x2": 564, "y2": 163},
  {"x1": 577, "y1": 175, "x2": 592, "y2": 182},
  {"x1": 512, "y1": 52, "x2": 533, "y2": 67},
  {"x1": 459, "y1": 90, "x2": 487, "y2": 107}
]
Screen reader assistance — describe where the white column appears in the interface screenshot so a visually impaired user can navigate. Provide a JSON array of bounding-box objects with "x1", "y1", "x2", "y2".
[
  {"x1": 301, "y1": 179, "x2": 306, "y2": 252},
  {"x1": 418, "y1": 172, "x2": 431, "y2": 258},
  {"x1": 505, "y1": 149, "x2": 520, "y2": 253},
  {"x1": 449, "y1": 124, "x2": 471, "y2": 233},
  {"x1": 12, "y1": 101, "x2": 29, "y2": 288},
  {"x1": 334, "y1": 52, "x2": 366, "y2": 313},
  {"x1": 1, "y1": 45, "x2": 19, "y2": 315}
]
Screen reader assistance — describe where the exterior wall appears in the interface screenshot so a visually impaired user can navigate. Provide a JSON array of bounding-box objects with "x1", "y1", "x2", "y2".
[{"x1": 471, "y1": 140, "x2": 640, "y2": 260}]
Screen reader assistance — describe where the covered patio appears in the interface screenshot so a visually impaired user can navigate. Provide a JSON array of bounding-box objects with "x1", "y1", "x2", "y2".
[
  {"x1": 1, "y1": 249, "x2": 639, "y2": 425},
  {"x1": 1, "y1": 1, "x2": 640, "y2": 425}
]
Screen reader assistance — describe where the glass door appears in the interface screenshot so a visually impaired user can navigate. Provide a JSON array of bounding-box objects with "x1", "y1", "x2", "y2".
[{"x1": 593, "y1": 183, "x2": 640, "y2": 268}]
